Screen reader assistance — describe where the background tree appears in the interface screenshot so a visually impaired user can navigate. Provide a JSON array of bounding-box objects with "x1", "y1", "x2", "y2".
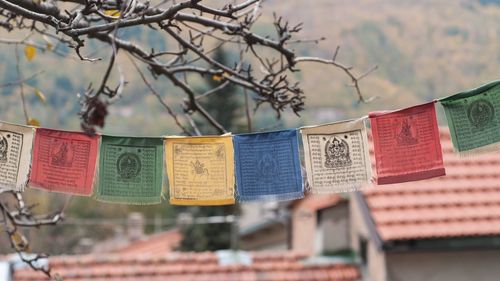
[
  {"x1": 197, "y1": 47, "x2": 244, "y2": 134},
  {"x1": 179, "y1": 47, "x2": 240, "y2": 251},
  {"x1": 0, "y1": 0, "x2": 374, "y2": 276}
]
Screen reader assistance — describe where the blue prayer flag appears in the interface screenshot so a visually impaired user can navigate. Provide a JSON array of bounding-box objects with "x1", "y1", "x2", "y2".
[{"x1": 233, "y1": 129, "x2": 304, "y2": 202}]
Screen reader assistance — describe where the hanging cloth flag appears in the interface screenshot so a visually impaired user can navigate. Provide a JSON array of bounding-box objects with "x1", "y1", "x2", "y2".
[
  {"x1": 369, "y1": 102, "x2": 445, "y2": 184},
  {"x1": 0, "y1": 122, "x2": 34, "y2": 191},
  {"x1": 439, "y1": 80, "x2": 500, "y2": 155},
  {"x1": 29, "y1": 128, "x2": 99, "y2": 196},
  {"x1": 233, "y1": 129, "x2": 304, "y2": 202},
  {"x1": 300, "y1": 118, "x2": 372, "y2": 193},
  {"x1": 95, "y1": 136, "x2": 163, "y2": 204},
  {"x1": 165, "y1": 136, "x2": 235, "y2": 206}
]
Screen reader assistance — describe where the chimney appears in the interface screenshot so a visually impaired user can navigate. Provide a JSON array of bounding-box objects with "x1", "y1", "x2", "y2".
[{"x1": 127, "y1": 212, "x2": 145, "y2": 241}]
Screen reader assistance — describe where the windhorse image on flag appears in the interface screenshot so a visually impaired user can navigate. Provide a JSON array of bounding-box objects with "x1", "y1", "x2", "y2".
[
  {"x1": 95, "y1": 136, "x2": 164, "y2": 204},
  {"x1": 439, "y1": 80, "x2": 500, "y2": 155},
  {"x1": 300, "y1": 118, "x2": 372, "y2": 193},
  {"x1": 233, "y1": 129, "x2": 304, "y2": 202}
]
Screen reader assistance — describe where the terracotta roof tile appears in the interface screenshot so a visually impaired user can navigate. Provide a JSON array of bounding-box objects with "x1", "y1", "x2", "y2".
[
  {"x1": 13, "y1": 252, "x2": 360, "y2": 281},
  {"x1": 112, "y1": 229, "x2": 181, "y2": 255},
  {"x1": 363, "y1": 128, "x2": 500, "y2": 241},
  {"x1": 293, "y1": 194, "x2": 345, "y2": 211}
]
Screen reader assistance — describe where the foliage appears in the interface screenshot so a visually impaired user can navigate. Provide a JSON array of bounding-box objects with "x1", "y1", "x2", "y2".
[
  {"x1": 178, "y1": 206, "x2": 236, "y2": 252},
  {"x1": 197, "y1": 47, "x2": 245, "y2": 134},
  {"x1": 179, "y1": 47, "x2": 240, "y2": 252}
]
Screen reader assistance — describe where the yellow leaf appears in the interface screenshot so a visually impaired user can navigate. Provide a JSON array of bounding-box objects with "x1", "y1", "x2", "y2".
[
  {"x1": 212, "y1": 74, "x2": 223, "y2": 81},
  {"x1": 103, "y1": 9, "x2": 121, "y2": 17},
  {"x1": 34, "y1": 89, "x2": 46, "y2": 104},
  {"x1": 223, "y1": 72, "x2": 231, "y2": 78},
  {"x1": 27, "y1": 118, "x2": 40, "y2": 127},
  {"x1": 24, "y1": 44, "x2": 36, "y2": 61}
]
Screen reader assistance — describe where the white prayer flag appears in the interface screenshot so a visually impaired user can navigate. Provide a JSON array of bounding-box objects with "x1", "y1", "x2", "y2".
[
  {"x1": 0, "y1": 122, "x2": 35, "y2": 191},
  {"x1": 300, "y1": 118, "x2": 372, "y2": 193}
]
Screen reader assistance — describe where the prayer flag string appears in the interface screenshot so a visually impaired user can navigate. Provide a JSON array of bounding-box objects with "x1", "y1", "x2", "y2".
[{"x1": 2, "y1": 80, "x2": 500, "y2": 205}]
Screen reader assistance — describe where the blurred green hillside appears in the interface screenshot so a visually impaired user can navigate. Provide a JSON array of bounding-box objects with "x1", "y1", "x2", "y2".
[
  {"x1": 263, "y1": 0, "x2": 500, "y2": 123},
  {"x1": 2, "y1": 0, "x2": 500, "y2": 131}
]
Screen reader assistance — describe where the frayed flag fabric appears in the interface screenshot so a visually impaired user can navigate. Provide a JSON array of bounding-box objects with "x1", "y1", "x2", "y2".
[
  {"x1": 300, "y1": 117, "x2": 372, "y2": 193},
  {"x1": 233, "y1": 129, "x2": 303, "y2": 202},
  {"x1": 95, "y1": 136, "x2": 163, "y2": 204},
  {"x1": 0, "y1": 122, "x2": 34, "y2": 191},
  {"x1": 29, "y1": 128, "x2": 99, "y2": 196},
  {"x1": 439, "y1": 80, "x2": 500, "y2": 155},
  {"x1": 165, "y1": 136, "x2": 235, "y2": 206},
  {"x1": 369, "y1": 102, "x2": 445, "y2": 184}
]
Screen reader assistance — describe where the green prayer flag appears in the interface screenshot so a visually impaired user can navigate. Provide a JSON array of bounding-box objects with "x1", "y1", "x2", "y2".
[
  {"x1": 439, "y1": 80, "x2": 500, "y2": 155},
  {"x1": 95, "y1": 136, "x2": 164, "y2": 204}
]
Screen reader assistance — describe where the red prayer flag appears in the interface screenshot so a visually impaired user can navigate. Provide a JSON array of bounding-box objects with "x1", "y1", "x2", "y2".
[
  {"x1": 29, "y1": 128, "x2": 99, "y2": 196},
  {"x1": 369, "y1": 102, "x2": 445, "y2": 184}
]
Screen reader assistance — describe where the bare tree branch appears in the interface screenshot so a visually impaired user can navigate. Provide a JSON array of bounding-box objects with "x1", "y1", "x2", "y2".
[{"x1": 0, "y1": 2, "x2": 377, "y2": 275}]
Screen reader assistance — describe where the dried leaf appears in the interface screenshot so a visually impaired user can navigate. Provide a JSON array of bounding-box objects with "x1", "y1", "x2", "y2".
[
  {"x1": 34, "y1": 89, "x2": 46, "y2": 104},
  {"x1": 212, "y1": 74, "x2": 223, "y2": 81},
  {"x1": 27, "y1": 118, "x2": 41, "y2": 127},
  {"x1": 103, "y1": 9, "x2": 121, "y2": 17},
  {"x1": 24, "y1": 44, "x2": 36, "y2": 61},
  {"x1": 223, "y1": 72, "x2": 231, "y2": 78},
  {"x1": 80, "y1": 97, "x2": 108, "y2": 134}
]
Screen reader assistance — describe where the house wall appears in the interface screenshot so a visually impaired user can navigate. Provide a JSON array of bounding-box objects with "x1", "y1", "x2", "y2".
[
  {"x1": 291, "y1": 207, "x2": 316, "y2": 255},
  {"x1": 367, "y1": 241, "x2": 387, "y2": 281},
  {"x1": 349, "y1": 196, "x2": 371, "y2": 251},
  {"x1": 350, "y1": 196, "x2": 387, "y2": 281},
  {"x1": 239, "y1": 203, "x2": 266, "y2": 229},
  {"x1": 0, "y1": 262, "x2": 11, "y2": 281},
  {"x1": 315, "y1": 204, "x2": 350, "y2": 254},
  {"x1": 386, "y1": 250, "x2": 500, "y2": 281}
]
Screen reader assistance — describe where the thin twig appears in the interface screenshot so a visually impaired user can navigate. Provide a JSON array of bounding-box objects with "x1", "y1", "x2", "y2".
[
  {"x1": 127, "y1": 53, "x2": 191, "y2": 135},
  {"x1": 0, "y1": 70, "x2": 44, "y2": 88},
  {"x1": 14, "y1": 46, "x2": 29, "y2": 123}
]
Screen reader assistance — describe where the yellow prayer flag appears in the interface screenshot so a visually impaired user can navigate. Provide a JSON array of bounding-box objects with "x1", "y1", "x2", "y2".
[{"x1": 165, "y1": 136, "x2": 235, "y2": 206}]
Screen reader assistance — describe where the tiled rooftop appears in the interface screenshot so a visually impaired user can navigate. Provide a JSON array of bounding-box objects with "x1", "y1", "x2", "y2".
[
  {"x1": 364, "y1": 128, "x2": 500, "y2": 241},
  {"x1": 13, "y1": 252, "x2": 360, "y2": 281}
]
